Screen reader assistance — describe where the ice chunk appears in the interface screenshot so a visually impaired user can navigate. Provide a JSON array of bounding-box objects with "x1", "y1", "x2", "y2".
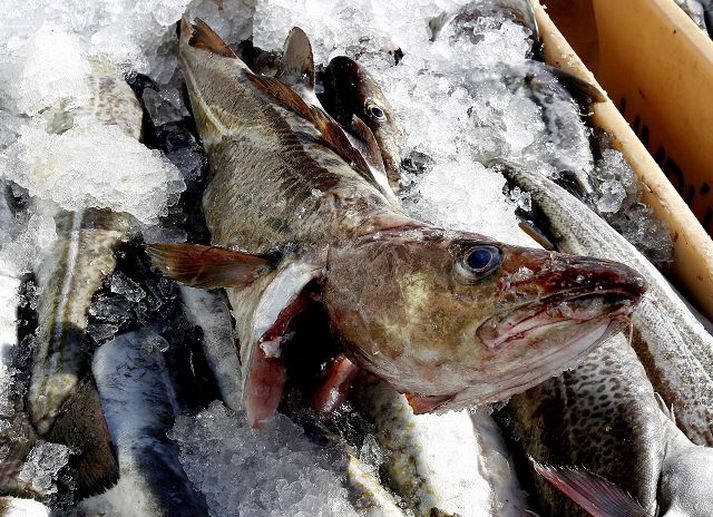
[
  {"x1": 169, "y1": 401, "x2": 359, "y2": 517},
  {"x1": 9, "y1": 24, "x2": 91, "y2": 116},
  {"x1": 403, "y1": 160, "x2": 537, "y2": 247},
  {"x1": 17, "y1": 441, "x2": 71, "y2": 498},
  {"x1": 110, "y1": 271, "x2": 145, "y2": 303},
  {"x1": 3, "y1": 122, "x2": 185, "y2": 225},
  {"x1": 593, "y1": 149, "x2": 674, "y2": 265}
]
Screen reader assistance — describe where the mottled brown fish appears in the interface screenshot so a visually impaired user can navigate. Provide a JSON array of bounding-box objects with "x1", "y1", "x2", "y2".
[
  {"x1": 501, "y1": 162, "x2": 713, "y2": 447},
  {"x1": 26, "y1": 63, "x2": 139, "y2": 498},
  {"x1": 149, "y1": 18, "x2": 646, "y2": 428}
]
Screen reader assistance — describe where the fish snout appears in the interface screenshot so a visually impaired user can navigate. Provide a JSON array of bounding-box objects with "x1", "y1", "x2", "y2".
[{"x1": 532, "y1": 254, "x2": 647, "y2": 305}]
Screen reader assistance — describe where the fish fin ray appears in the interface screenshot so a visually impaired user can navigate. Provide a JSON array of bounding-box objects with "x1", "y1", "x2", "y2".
[
  {"x1": 276, "y1": 27, "x2": 315, "y2": 90},
  {"x1": 405, "y1": 392, "x2": 453, "y2": 413},
  {"x1": 310, "y1": 106, "x2": 385, "y2": 190},
  {"x1": 187, "y1": 17, "x2": 237, "y2": 58},
  {"x1": 349, "y1": 115, "x2": 386, "y2": 174},
  {"x1": 246, "y1": 73, "x2": 315, "y2": 122},
  {"x1": 147, "y1": 243, "x2": 275, "y2": 289},
  {"x1": 531, "y1": 460, "x2": 651, "y2": 517}
]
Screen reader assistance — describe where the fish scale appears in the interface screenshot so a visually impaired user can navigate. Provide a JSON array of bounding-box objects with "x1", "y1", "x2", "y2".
[{"x1": 502, "y1": 164, "x2": 713, "y2": 446}]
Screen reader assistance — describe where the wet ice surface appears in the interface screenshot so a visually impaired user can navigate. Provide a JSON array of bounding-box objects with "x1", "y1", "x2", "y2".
[{"x1": 169, "y1": 401, "x2": 359, "y2": 517}]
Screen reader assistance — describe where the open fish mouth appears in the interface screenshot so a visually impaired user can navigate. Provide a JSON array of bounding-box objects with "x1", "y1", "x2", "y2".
[{"x1": 476, "y1": 285, "x2": 643, "y2": 350}]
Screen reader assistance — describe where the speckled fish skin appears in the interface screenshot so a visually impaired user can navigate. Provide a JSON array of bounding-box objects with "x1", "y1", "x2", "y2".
[
  {"x1": 178, "y1": 19, "x2": 646, "y2": 422},
  {"x1": 502, "y1": 165, "x2": 713, "y2": 446},
  {"x1": 26, "y1": 64, "x2": 140, "y2": 496},
  {"x1": 505, "y1": 333, "x2": 664, "y2": 516}
]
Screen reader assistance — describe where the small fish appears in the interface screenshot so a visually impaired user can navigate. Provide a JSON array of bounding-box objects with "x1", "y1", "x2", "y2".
[
  {"x1": 320, "y1": 55, "x2": 405, "y2": 189},
  {"x1": 500, "y1": 163, "x2": 713, "y2": 446},
  {"x1": 149, "y1": 18, "x2": 645, "y2": 428},
  {"x1": 88, "y1": 329, "x2": 209, "y2": 516},
  {"x1": 26, "y1": 63, "x2": 141, "y2": 497},
  {"x1": 428, "y1": 0, "x2": 540, "y2": 55}
]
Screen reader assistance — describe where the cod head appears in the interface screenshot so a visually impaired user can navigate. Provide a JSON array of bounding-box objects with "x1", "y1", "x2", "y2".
[{"x1": 323, "y1": 226, "x2": 646, "y2": 412}]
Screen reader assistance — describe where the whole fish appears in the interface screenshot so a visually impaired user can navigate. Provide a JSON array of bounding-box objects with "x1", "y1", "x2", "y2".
[
  {"x1": 26, "y1": 63, "x2": 140, "y2": 496},
  {"x1": 87, "y1": 329, "x2": 209, "y2": 516},
  {"x1": 320, "y1": 55, "x2": 404, "y2": 189},
  {"x1": 500, "y1": 163, "x2": 713, "y2": 446},
  {"x1": 149, "y1": 18, "x2": 645, "y2": 427}
]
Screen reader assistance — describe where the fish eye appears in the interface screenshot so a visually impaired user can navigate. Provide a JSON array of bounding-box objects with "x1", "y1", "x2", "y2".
[
  {"x1": 456, "y1": 244, "x2": 503, "y2": 282},
  {"x1": 365, "y1": 100, "x2": 386, "y2": 123}
]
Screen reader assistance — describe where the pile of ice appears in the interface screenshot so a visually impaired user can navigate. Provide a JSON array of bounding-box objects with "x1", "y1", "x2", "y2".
[{"x1": 169, "y1": 401, "x2": 358, "y2": 517}]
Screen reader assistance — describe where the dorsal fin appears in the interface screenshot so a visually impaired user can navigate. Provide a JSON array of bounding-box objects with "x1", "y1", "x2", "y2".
[
  {"x1": 276, "y1": 27, "x2": 315, "y2": 90},
  {"x1": 246, "y1": 73, "x2": 315, "y2": 122},
  {"x1": 349, "y1": 115, "x2": 386, "y2": 174},
  {"x1": 187, "y1": 17, "x2": 237, "y2": 58},
  {"x1": 309, "y1": 106, "x2": 382, "y2": 186},
  {"x1": 247, "y1": 70, "x2": 393, "y2": 199}
]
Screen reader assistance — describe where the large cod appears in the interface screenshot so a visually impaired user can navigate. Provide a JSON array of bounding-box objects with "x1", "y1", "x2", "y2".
[{"x1": 149, "y1": 18, "x2": 646, "y2": 427}]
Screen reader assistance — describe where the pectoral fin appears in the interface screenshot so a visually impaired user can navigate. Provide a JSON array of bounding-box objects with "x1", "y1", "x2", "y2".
[
  {"x1": 147, "y1": 243, "x2": 276, "y2": 289},
  {"x1": 532, "y1": 461, "x2": 650, "y2": 517},
  {"x1": 405, "y1": 392, "x2": 453, "y2": 414}
]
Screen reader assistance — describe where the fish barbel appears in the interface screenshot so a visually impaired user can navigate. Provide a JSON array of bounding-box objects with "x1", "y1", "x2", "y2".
[
  {"x1": 149, "y1": 17, "x2": 646, "y2": 427},
  {"x1": 501, "y1": 163, "x2": 713, "y2": 446}
]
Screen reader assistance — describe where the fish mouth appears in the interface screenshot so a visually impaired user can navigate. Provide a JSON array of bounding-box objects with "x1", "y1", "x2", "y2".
[{"x1": 476, "y1": 284, "x2": 642, "y2": 350}]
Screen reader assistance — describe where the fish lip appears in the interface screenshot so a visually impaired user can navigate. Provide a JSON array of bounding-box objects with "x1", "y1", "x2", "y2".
[{"x1": 476, "y1": 285, "x2": 641, "y2": 350}]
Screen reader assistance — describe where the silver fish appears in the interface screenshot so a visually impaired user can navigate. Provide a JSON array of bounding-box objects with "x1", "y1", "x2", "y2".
[
  {"x1": 88, "y1": 329, "x2": 209, "y2": 516},
  {"x1": 149, "y1": 18, "x2": 645, "y2": 428},
  {"x1": 501, "y1": 163, "x2": 713, "y2": 446}
]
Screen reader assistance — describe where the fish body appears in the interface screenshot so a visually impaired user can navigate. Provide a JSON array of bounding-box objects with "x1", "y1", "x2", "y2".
[
  {"x1": 353, "y1": 376, "x2": 528, "y2": 516},
  {"x1": 504, "y1": 333, "x2": 664, "y2": 516},
  {"x1": 26, "y1": 64, "x2": 141, "y2": 497},
  {"x1": 153, "y1": 18, "x2": 646, "y2": 427},
  {"x1": 88, "y1": 329, "x2": 209, "y2": 517},
  {"x1": 502, "y1": 165, "x2": 713, "y2": 446}
]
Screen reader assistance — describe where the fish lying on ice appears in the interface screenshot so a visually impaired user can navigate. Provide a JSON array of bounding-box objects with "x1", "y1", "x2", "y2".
[
  {"x1": 352, "y1": 376, "x2": 529, "y2": 516},
  {"x1": 500, "y1": 163, "x2": 713, "y2": 446},
  {"x1": 428, "y1": 0, "x2": 540, "y2": 53},
  {"x1": 320, "y1": 55, "x2": 404, "y2": 189},
  {"x1": 87, "y1": 329, "x2": 209, "y2": 516},
  {"x1": 26, "y1": 62, "x2": 141, "y2": 497},
  {"x1": 149, "y1": 18, "x2": 646, "y2": 428},
  {"x1": 505, "y1": 330, "x2": 713, "y2": 516}
]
